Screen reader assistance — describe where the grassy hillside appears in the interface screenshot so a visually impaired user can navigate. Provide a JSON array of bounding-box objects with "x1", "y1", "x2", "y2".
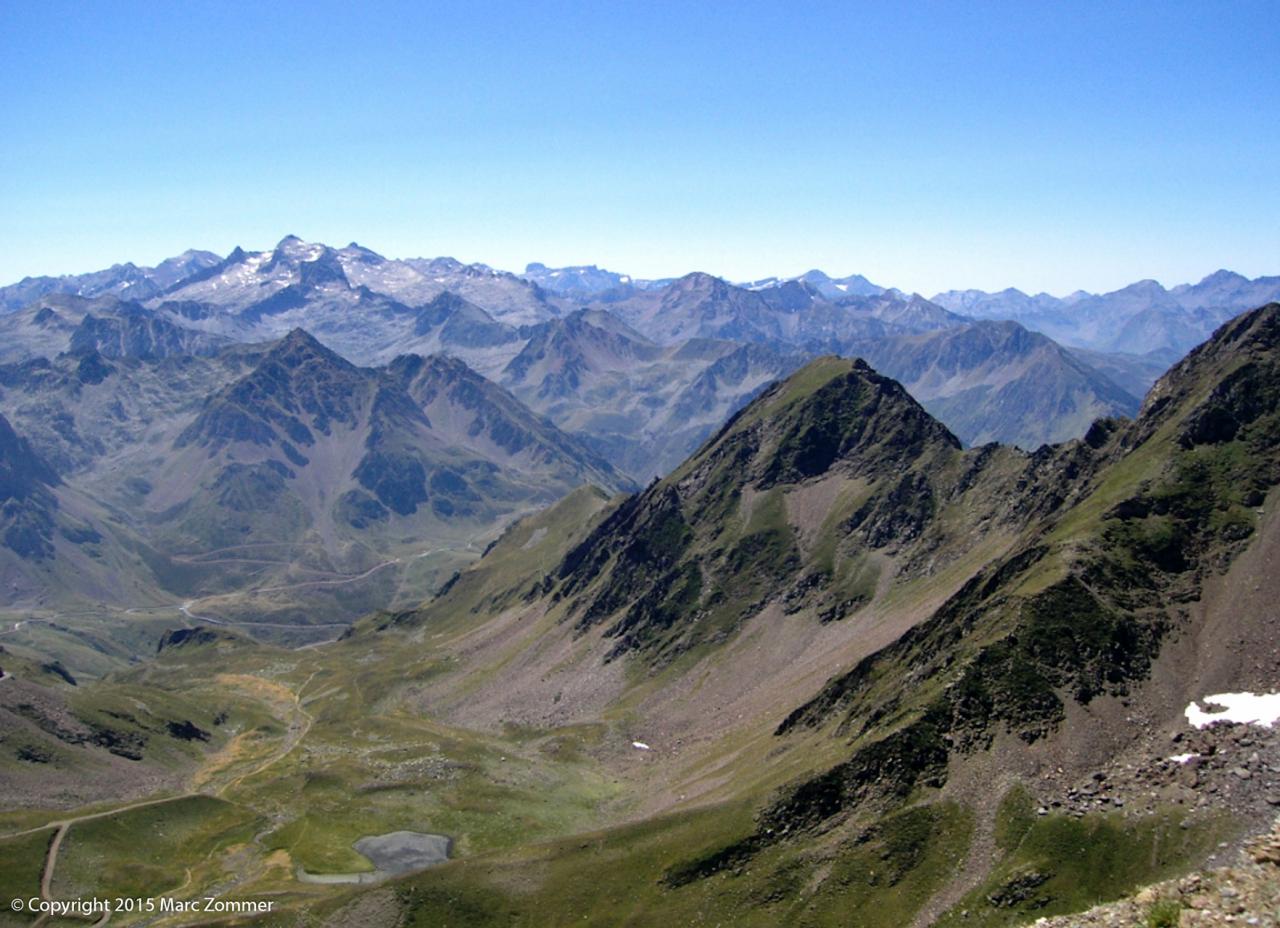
[{"x1": 0, "y1": 306, "x2": 1277, "y2": 927}]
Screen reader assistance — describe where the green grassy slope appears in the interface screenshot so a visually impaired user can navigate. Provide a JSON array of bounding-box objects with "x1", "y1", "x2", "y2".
[{"x1": 1, "y1": 307, "x2": 1277, "y2": 927}]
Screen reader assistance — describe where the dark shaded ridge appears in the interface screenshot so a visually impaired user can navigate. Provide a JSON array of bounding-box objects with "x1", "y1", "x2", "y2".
[
  {"x1": 176, "y1": 328, "x2": 365, "y2": 451},
  {"x1": 761, "y1": 364, "x2": 961, "y2": 487},
  {"x1": 543, "y1": 357, "x2": 975, "y2": 665}
]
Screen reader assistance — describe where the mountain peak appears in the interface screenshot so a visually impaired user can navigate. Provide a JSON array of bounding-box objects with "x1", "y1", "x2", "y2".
[
  {"x1": 1199, "y1": 268, "x2": 1246, "y2": 286},
  {"x1": 388, "y1": 351, "x2": 470, "y2": 382},
  {"x1": 1137, "y1": 302, "x2": 1280, "y2": 437},
  {"x1": 424, "y1": 290, "x2": 475, "y2": 314},
  {"x1": 275, "y1": 326, "x2": 325, "y2": 350},
  {"x1": 664, "y1": 272, "x2": 733, "y2": 301},
  {"x1": 679, "y1": 354, "x2": 961, "y2": 491},
  {"x1": 1119, "y1": 278, "x2": 1168, "y2": 296},
  {"x1": 339, "y1": 242, "x2": 385, "y2": 265},
  {"x1": 177, "y1": 328, "x2": 369, "y2": 454},
  {"x1": 548, "y1": 353, "x2": 965, "y2": 662},
  {"x1": 674, "y1": 271, "x2": 725, "y2": 287},
  {"x1": 265, "y1": 235, "x2": 330, "y2": 270},
  {"x1": 266, "y1": 328, "x2": 351, "y2": 370}
]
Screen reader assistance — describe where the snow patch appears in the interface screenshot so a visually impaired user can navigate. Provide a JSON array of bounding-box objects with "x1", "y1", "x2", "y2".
[
  {"x1": 631, "y1": 741, "x2": 650, "y2": 750},
  {"x1": 1185, "y1": 692, "x2": 1280, "y2": 729},
  {"x1": 1169, "y1": 753, "x2": 1199, "y2": 764}
]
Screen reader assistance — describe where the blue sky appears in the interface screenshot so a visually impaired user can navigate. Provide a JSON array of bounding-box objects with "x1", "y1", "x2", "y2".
[{"x1": 1, "y1": 0, "x2": 1277, "y2": 294}]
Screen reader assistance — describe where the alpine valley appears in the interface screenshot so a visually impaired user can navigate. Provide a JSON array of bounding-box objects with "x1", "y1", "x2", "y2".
[{"x1": 2, "y1": 240, "x2": 1280, "y2": 927}]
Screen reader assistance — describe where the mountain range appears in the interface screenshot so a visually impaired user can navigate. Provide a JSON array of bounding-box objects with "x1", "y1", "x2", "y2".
[
  {"x1": 0, "y1": 327, "x2": 630, "y2": 645},
  {"x1": 931, "y1": 269, "x2": 1280, "y2": 357},
  {"x1": 524, "y1": 258, "x2": 1280, "y2": 360},
  {"x1": 9, "y1": 237, "x2": 1265, "y2": 475},
  {"x1": 0, "y1": 249, "x2": 223, "y2": 312},
  {"x1": 1, "y1": 238, "x2": 1275, "y2": 652},
  {"x1": 1, "y1": 301, "x2": 1276, "y2": 927}
]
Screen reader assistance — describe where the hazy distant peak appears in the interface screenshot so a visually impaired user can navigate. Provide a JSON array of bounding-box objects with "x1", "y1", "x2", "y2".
[
  {"x1": 423, "y1": 290, "x2": 478, "y2": 313},
  {"x1": 740, "y1": 269, "x2": 882, "y2": 298},
  {"x1": 670, "y1": 270, "x2": 730, "y2": 290},
  {"x1": 338, "y1": 242, "x2": 385, "y2": 264},
  {"x1": 1199, "y1": 268, "x2": 1247, "y2": 285},
  {"x1": 520, "y1": 262, "x2": 634, "y2": 296},
  {"x1": 1115, "y1": 278, "x2": 1167, "y2": 295},
  {"x1": 268, "y1": 235, "x2": 327, "y2": 263}
]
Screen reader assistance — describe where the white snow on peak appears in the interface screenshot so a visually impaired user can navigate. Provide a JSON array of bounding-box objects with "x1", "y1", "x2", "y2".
[
  {"x1": 631, "y1": 741, "x2": 650, "y2": 750},
  {"x1": 1169, "y1": 753, "x2": 1199, "y2": 764},
  {"x1": 835, "y1": 283, "x2": 848, "y2": 292},
  {"x1": 1185, "y1": 692, "x2": 1280, "y2": 729}
]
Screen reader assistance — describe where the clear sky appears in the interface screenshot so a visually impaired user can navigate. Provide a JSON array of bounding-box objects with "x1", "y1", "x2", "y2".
[{"x1": 2, "y1": 0, "x2": 1277, "y2": 295}]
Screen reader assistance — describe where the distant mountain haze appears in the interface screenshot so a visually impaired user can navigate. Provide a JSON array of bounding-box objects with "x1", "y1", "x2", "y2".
[{"x1": 2, "y1": 238, "x2": 1275, "y2": 476}]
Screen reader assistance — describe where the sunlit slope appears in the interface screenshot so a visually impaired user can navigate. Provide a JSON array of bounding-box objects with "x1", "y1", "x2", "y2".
[{"x1": 2, "y1": 306, "x2": 1277, "y2": 927}]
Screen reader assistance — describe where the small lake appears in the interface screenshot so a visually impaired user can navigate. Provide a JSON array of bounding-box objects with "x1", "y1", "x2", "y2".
[{"x1": 296, "y1": 830, "x2": 452, "y2": 884}]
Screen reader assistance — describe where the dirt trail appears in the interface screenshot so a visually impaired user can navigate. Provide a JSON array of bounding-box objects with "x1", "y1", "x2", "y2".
[
  {"x1": 20, "y1": 793, "x2": 196, "y2": 927},
  {"x1": 215, "y1": 671, "x2": 316, "y2": 796},
  {"x1": 2, "y1": 793, "x2": 192, "y2": 842},
  {"x1": 15, "y1": 671, "x2": 317, "y2": 925}
]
